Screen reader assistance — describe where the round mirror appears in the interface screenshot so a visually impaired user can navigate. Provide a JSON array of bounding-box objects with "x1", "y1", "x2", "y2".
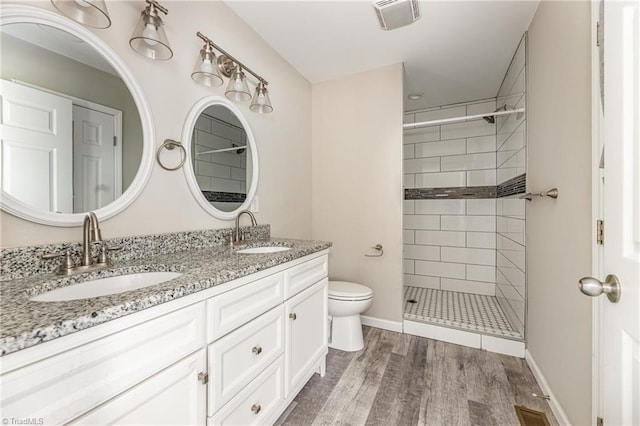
[
  {"x1": 183, "y1": 97, "x2": 258, "y2": 220},
  {"x1": 0, "y1": 6, "x2": 154, "y2": 226}
]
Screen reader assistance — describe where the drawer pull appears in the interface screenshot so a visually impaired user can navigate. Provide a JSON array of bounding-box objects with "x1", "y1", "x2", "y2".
[
  {"x1": 252, "y1": 346, "x2": 263, "y2": 355},
  {"x1": 197, "y1": 372, "x2": 208, "y2": 385},
  {"x1": 251, "y1": 404, "x2": 262, "y2": 415},
  {"x1": 289, "y1": 313, "x2": 297, "y2": 320}
]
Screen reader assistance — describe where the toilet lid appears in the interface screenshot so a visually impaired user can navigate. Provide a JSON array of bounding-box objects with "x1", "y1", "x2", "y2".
[{"x1": 328, "y1": 281, "x2": 373, "y2": 299}]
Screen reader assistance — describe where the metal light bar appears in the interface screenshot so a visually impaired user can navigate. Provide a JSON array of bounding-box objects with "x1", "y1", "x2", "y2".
[
  {"x1": 403, "y1": 108, "x2": 525, "y2": 129},
  {"x1": 196, "y1": 32, "x2": 268, "y2": 85}
]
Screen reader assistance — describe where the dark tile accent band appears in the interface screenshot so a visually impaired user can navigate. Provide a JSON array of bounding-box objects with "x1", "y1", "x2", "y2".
[
  {"x1": 202, "y1": 191, "x2": 246, "y2": 203},
  {"x1": 405, "y1": 186, "x2": 497, "y2": 200},
  {"x1": 497, "y1": 174, "x2": 526, "y2": 198}
]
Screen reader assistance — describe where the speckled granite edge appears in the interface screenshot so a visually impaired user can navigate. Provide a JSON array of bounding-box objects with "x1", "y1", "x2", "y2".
[
  {"x1": 0, "y1": 225, "x2": 270, "y2": 281},
  {"x1": 0, "y1": 237, "x2": 332, "y2": 356}
]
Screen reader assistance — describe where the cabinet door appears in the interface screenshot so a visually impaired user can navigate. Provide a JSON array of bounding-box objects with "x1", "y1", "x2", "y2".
[
  {"x1": 74, "y1": 350, "x2": 207, "y2": 425},
  {"x1": 284, "y1": 278, "x2": 328, "y2": 396}
]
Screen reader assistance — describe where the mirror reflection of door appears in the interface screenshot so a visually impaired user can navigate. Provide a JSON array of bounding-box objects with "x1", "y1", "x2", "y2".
[
  {"x1": 0, "y1": 80, "x2": 122, "y2": 213},
  {"x1": 0, "y1": 80, "x2": 73, "y2": 213},
  {"x1": 0, "y1": 21, "x2": 143, "y2": 219},
  {"x1": 72, "y1": 104, "x2": 122, "y2": 213}
]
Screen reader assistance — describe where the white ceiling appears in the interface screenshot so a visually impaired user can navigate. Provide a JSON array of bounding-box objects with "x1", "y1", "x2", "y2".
[{"x1": 226, "y1": 0, "x2": 539, "y2": 110}]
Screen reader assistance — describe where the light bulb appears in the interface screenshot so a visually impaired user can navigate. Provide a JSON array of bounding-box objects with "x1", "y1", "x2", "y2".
[
  {"x1": 142, "y1": 23, "x2": 158, "y2": 46},
  {"x1": 233, "y1": 78, "x2": 244, "y2": 91},
  {"x1": 200, "y1": 58, "x2": 213, "y2": 74},
  {"x1": 257, "y1": 94, "x2": 266, "y2": 105}
]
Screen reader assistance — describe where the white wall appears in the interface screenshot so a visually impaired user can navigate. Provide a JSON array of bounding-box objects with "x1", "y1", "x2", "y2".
[
  {"x1": 311, "y1": 64, "x2": 404, "y2": 322},
  {"x1": 403, "y1": 100, "x2": 498, "y2": 296},
  {"x1": 527, "y1": 2, "x2": 593, "y2": 425},
  {"x1": 0, "y1": 0, "x2": 312, "y2": 247}
]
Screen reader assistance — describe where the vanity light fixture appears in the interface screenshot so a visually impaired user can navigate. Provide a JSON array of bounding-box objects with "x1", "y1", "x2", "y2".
[
  {"x1": 191, "y1": 40, "x2": 223, "y2": 87},
  {"x1": 193, "y1": 32, "x2": 273, "y2": 113},
  {"x1": 50, "y1": 0, "x2": 111, "y2": 29},
  {"x1": 250, "y1": 81, "x2": 273, "y2": 113},
  {"x1": 225, "y1": 66, "x2": 252, "y2": 102},
  {"x1": 129, "y1": 0, "x2": 173, "y2": 61}
]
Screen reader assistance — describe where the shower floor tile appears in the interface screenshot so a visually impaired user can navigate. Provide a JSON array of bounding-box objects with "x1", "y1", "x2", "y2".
[{"x1": 404, "y1": 286, "x2": 522, "y2": 339}]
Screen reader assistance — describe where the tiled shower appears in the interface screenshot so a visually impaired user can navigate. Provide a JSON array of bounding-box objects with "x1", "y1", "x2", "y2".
[{"x1": 402, "y1": 35, "x2": 527, "y2": 341}]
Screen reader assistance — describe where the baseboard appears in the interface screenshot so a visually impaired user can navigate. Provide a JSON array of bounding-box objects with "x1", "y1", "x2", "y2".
[
  {"x1": 360, "y1": 315, "x2": 403, "y2": 333},
  {"x1": 525, "y1": 350, "x2": 571, "y2": 426}
]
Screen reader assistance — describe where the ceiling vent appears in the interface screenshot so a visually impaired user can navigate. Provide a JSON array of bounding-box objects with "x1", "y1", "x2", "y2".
[{"x1": 373, "y1": 0, "x2": 421, "y2": 31}]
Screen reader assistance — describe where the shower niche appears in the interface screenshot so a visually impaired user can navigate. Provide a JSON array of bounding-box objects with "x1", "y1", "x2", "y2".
[{"x1": 402, "y1": 35, "x2": 527, "y2": 353}]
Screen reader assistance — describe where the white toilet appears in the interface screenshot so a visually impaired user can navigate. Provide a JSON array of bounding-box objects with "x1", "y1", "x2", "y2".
[{"x1": 328, "y1": 281, "x2": 373, "y2": 352}]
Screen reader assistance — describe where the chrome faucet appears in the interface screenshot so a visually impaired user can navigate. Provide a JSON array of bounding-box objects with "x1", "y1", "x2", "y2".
[
  {"x1": 231, "y1": 210, "x2": 257, "y2": 246},
  {"x1": 82, "y1": 212, "x2": 103, "y2": 266}
]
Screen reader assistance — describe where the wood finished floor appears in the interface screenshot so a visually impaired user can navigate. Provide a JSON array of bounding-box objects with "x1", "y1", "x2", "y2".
[{"x1": 276, "y1": 327, "x2": 558, "y2": 426}]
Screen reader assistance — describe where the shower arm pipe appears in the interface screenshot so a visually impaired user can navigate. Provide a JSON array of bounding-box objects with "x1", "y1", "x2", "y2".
[
  {"x1": 197, "y1": 145, "x2": 247, "y2": 155},
  {"x1": 196, "y1": 32, "x2": 268, "y2": 85},
  {"x1": 403, "y1": 108, "x2": 525, "y2": 129}
]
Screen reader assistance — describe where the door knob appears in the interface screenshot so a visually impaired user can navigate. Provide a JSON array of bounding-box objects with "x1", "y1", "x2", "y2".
[{"x1": 579, "y1": 274, "x2": 621, "y2": 303}]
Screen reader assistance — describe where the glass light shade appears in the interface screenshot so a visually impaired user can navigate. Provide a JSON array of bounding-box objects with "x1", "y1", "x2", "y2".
[
  {"x1": 129, "y1": 10, "x2": 173, "y2": 60},
  {"x1": 249, "y1": 82, "x2": 273, "y2": 113},
  {"x1": 51, "y1": 0, "x2": 111, "y2": 28},
  {"x1": 191, "y1": 46, "x2": 223, "y2": 87},
  {"x1": 225, "y1": 68, "x2": 251, "y2": 102}
]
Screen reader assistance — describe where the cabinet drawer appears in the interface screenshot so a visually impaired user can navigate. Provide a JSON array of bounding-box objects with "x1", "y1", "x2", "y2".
[
  {"x1": 207, "y1": 271, "x2": 284, "y2": 342},
  {"x1": 208, "y1": 305, "x2": 284, "y2": 415},
  {"x1": 209, "y1": 358, "x2": 284, "y2": 426},
  {"x1": 284, "y1": 254, "x2": 328, "y2": 299},
  {"x1": 0, "y1": 303, "x2": 205, "y2": 424}
]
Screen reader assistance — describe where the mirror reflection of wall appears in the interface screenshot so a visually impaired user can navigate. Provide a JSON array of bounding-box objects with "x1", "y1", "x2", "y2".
[
  {"x1": 0, "y1": 23, "x2": 143, "y2": 214},
  {"x1": 191, "y1": 105, "x2": 252, "y2": 213}
]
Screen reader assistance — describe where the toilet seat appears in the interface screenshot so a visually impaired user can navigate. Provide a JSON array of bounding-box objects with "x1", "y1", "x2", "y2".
[{"x1": 328, "y1": 281, "x2": 373, "y2": 301}]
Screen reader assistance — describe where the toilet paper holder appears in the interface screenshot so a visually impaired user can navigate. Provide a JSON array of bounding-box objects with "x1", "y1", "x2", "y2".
[{"x1": 364, "y1": 244, "x2": 383, "y2": 257}]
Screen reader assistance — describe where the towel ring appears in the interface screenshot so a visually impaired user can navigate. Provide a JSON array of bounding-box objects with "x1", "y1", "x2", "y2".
[{"x1": 156, "y1": 139, "x2": 187, "y2": 171}]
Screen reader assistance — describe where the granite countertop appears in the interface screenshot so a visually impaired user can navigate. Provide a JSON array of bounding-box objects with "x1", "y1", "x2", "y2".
[{"x1": 0, "y1": 238, "x2": 331, "y2": 357}]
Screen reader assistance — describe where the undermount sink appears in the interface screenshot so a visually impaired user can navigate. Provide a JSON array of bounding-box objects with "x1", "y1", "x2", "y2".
[
  {"x1": 31, "y1": 272, "x2": 183, "y2": 302},
  {"x1": 236, "y1": 246, "x2": 292, "y2": 254}
]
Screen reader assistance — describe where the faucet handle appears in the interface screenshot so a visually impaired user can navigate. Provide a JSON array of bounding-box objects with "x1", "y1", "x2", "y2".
[
  {"x1": 42, "y1": 249, "x2": 75, "y2": 274},
  {"x1": 98, "y1": 244, "x2": 122, "y2": 265}
]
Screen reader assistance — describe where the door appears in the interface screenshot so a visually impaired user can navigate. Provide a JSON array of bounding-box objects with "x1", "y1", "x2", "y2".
[
  {"x1": 284, "y1": 278, "x2": 328, "y2": 397},
  {"x1": 74, "y1": 350, "x2": 207, "y2": 425},
  {"x1": 72, "y1": 104, "x2": 119, "y2": 212},
  {"x1": 0, "y1": 80, "x2": 73, "y2": 213},
  {"x1": 598, "y1": 1, "x2": 640, "y2": 424}
]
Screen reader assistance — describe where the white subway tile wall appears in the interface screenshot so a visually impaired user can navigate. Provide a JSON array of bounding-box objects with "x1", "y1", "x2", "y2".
[
  {"x1": 403, "y1": 99, "x2": 497, "y2": 189},
  {"x1": 495, "y1": 35, "x2": 527, "y2": 337},
  {"x1": 192, "y1": 113, "x2": 247, "y2": 194},
  {"x1": 403, "y1": 99, "x2": 498, "y2": 296}
]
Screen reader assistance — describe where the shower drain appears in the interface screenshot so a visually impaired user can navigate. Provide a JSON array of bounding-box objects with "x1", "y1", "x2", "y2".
[{"x1": 406, "y1": 299, "x2": 418, "y2": 304}]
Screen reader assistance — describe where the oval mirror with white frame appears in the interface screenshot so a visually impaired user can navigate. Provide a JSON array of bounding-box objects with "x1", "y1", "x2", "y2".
[
  {"x1": 183, "y1": 97, "x2": 258, "y2": 220},
  {"x1": 0, "y1": 6, "x2": 154, "y2": 226}
]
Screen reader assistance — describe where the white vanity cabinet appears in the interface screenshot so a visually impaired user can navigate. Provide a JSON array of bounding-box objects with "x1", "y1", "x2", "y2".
[
  {"x1": 0, "y1": 250, "x2": 329, "y2": 426},
  {"x1": 74, "y1": 349, "x2": 207, "y2": 425},
  {"x1": 284, "y1": 279, "x2": 328, "y2": 396},
  {"x1": 206, "y1": 252, "x2": 328, "y2": 425},
  {"x1": 0, "y1": 303, "x2": 206, "y2": 425}
]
